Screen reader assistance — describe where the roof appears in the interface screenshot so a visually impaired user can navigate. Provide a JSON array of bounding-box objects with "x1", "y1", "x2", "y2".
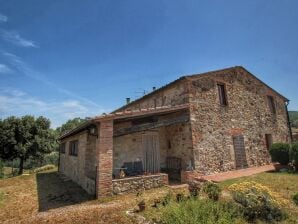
[
  {"x1": 58, "y1": 103, "x2": 190, "y2": 140},
  {"x1": 113, "y1": 66, "x2": 288, "y2": 113},
  {"x1": 59, "y1": 66, "x2": 289, "y2": 140}
]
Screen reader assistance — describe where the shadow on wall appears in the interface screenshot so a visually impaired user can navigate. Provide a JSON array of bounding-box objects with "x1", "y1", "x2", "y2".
[{"x1": 36, "y1": 171, "x2": 93, "y2": 212}]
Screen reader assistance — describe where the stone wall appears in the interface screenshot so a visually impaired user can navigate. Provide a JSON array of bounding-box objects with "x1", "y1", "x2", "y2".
[
  {"x1": 188, "y1": 67, "x2": 290, "y2": 174},
  {"x1": 112, "y1": 174, "x2": 168, "y2": 195},
  {"x1": 59, "y1": 131, "x2": 96, "y2": 195},
  {"x1": 113, "y1": 112, "x2": 193, "y2": 176},
  {"x1": 116, "y1": 79, "x2": 189, "y2": 111}
]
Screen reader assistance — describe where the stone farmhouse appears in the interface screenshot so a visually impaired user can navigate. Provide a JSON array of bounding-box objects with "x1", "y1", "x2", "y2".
[{"x1": 58, "y1": 66, "x2": 292, "y2": 198}]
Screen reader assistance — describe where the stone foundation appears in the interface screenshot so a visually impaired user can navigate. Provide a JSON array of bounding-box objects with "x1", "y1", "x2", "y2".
[{"x1": 112, "y1": 174, "x2": 168, "y2": 195}]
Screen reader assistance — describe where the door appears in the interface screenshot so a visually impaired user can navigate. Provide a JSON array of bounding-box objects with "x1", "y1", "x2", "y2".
[
  {"x1": 142, "y1": 133, "x2": 160, "y2": 174},
  {"x1": 232, "y1": 135, "x2": 248, "y2": 169}
]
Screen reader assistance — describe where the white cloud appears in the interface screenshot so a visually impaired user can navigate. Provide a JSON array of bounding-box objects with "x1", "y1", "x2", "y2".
[
  {"x1": 0, "y1": 88, "x2": 107, "y2": 128},
  {"x1": 2, "y1": 52, "x2": 103, "y2": 109},
  {"x1": 0, "y1": 13, "x2": 7, "y2": 22},
  {"x1": 0, "y1": 64, "x2": 12, "y2": 74},
  {"x1": 0, "y1": 30, "x2": 38, "y2": 48}
]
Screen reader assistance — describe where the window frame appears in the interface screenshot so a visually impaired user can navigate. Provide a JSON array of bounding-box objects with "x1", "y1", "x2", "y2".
[
  {"x1": 267, "y1": 95, "x2": 276, "y2": 114},
  {"x1": 60, "y1": 142, "x2": 66, "y2": 154},
  {"x1": 265, "y1": 134, "x2": 273, "y2": 151},
  {"x1": 217, "y1": 83, "x2": 228, "y2": 106},
  {"x1": 69, "y1": 140, "x2": 79, "y2": 156}
]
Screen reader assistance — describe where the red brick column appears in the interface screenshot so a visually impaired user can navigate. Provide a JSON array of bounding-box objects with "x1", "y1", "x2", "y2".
[{"x1": 96, "y1": 119, "x2": 113, "y2": 198}]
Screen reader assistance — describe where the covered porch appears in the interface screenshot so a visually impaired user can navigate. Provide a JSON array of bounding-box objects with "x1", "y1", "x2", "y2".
[
  {"x1": 94, "y1": 104, "x2": 194, "y2": 198},
  {"x1": 112, "y1": 105, "x2": 194, "y2": 180}
]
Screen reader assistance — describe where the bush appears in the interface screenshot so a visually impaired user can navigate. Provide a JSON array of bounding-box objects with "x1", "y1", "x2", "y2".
[
  {"x1": 0, "y1": 160, "x2": 4, "y2": 178},
  {"x1": 228, "y1": 181, "x2": 287, "y2": 222},
  {"x1": 43, "y1": 151, "x2": 59, "y2": 166},
  {"x1": 33, "y1": 164, "x2": 56, "y2": 173},
  {"x1": 293, "y1": 193, "x2": 298, "y2": 206},
  {"x1": 202, "y1": 182, "x2": 221, "y2": 201},
  {"x1": 188, "y1": 181, "x2": 202, "y2": 197},
  {"x1": 158, "y1": 198, "x2": 244, "y2": 224},
  {"x1": 161, "y1": 192, "x2": 174, "y2": 206},
  {"x1": 269, "y1": 143, "x2": 290, "y2": 165},
  {"x1": 290, "y1": 142, "x2": 298, "y2": 170}
]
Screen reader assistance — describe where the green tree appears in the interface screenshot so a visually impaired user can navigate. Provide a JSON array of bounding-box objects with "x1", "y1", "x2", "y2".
[
  {"x1": 0, "y1": 116, "x2": 56, "y2": 174},
  {"x1": 56, "y1": 117, "x2": 86, "y2": 135}
]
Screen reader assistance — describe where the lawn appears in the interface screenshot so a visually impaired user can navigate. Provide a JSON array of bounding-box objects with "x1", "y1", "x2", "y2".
[{"x1": 0, "y1": 170, "x2": 297, "y2": 223}]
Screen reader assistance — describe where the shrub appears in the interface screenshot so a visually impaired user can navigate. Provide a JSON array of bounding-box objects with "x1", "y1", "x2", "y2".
[
  {"x1": 269, "y1": 143, "x2": 290, "y2": 165},
  {"x1": 202, "y1": 182, "x2": 221, "y2": 201},
  {"x1": 175, "y1": 192, "x2": 186, "y2": 202},
  {"x1": 290, "y1": 142, "x2": 298, "y2": 170},
  {"x1": 159, "y1": 198, "x2": 244, "y2": 224},
  {"x1": 293, "y1": 193, "x2": 298, "y2": 206},
  {"x1": 188, "y1": 181, "x2": 202, "y2": 197},
  {"x1": 161, "y1": 191, "x2": 174, "y2": 206},
  {"x1": 0, "y1": 160, "x2": 4, "y2": 179},
  {"x1": 33, "y1": 164, "x2": 56, "y2": 173},
  {"x1": 228, "y1": 181, "x2": 287, "y2": 222},
  {"x1": 43, "y1": 151, "x2": 59, "y2": 166}
]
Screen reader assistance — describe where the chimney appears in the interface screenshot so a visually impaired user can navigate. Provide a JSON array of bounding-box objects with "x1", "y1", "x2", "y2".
[
  {"x1": 152, "y1": 86, "x2": 156, "y2": 91},
  {"x1": 126, "y1": 97, "x2": 130, "y2": 104}
]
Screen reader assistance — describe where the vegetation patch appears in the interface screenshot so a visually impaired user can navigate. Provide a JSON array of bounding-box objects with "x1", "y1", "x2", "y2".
[
  {"x1": 269, "y1": 143, "x2": 290, "y2": 165},
  {"x1": 293, "y1": 193, "x2": 298, "y2": 206},
  {"x1": 33, "y1": 164, "x2": 56, "y2": 173},
  {"x1": 229, "y1": 181, "x2": 287, "y2": 222}
]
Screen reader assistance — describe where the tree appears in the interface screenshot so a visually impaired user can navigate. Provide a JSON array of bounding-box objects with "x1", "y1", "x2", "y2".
[
  {"x1": 56, "y1": 117, "x2": 86, "y2": 136},
  {"x1": 0, "y1": 116, "x2": 56, "y2": 174}
]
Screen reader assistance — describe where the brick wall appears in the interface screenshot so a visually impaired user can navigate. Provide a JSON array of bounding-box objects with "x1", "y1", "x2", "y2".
[{"x1": 96, "y1": 120, "x2": 114, "y2": 198}]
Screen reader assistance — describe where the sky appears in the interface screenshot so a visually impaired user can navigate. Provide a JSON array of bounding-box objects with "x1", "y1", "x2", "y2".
[{"x1": 0, "y1": 0, "x2": 298, "y2": 128}]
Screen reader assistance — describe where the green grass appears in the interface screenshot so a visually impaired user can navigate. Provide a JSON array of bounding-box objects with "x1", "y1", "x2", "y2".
[
  {"x1": 143, "y1": 172, "x2": 298, "y2": 224},
  {"x1": 144, "y1": 198, "x2": 246, "y2": 224}
]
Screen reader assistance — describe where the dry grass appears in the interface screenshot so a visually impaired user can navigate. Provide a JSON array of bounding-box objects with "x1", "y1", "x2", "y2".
[
  {"x1": 0, "y1": 169, "x2": 170, "y2": 224},
  {"x1": 1, "y1": 169, "x2": 297, "y2": 223}
]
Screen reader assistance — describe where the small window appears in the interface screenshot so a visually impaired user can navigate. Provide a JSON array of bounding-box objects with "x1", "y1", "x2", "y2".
[
  {"x1": 265, "y1": 134, "x2": 273, "y2": 150},
  {"x1": 217, "y1": 83, "x2": 228, "y2": 106},
  {"x1": 69, "y1": 140, "x2": 79, "y2": 156},
  {"x1": 267, "y1": 96, "x2": 276, "y2": 114},
  {"x1": 60, "y1": 142, "x2": 66, "y2": 154}
]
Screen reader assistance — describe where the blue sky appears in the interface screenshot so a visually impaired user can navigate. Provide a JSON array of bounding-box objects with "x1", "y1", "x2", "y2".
[{"x1": 0, "y1": 0, "x2": 297, "y2": 128}]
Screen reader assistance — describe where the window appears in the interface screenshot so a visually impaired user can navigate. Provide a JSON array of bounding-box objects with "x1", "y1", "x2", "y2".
[
  {"x1": 69, "y1": 140, "x2": 79, "y2": 156},
  {"x1": 267, "y1": 96, "x2": 276, "y2": 114},
  {"x1": 265, "y1": 134, "x2": 273, "y2": 151},
  {"x1": 217, "y1": 83, "x2": 228, "y2": 106},
  {"x1": 60, "y1": 142, "x2": 66, "y2": 154}
]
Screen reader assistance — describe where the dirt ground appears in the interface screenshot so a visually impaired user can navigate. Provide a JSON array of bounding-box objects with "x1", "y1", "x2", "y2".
[{"x1": 0, "y1": 170, "x2": 170, "y2": 223}]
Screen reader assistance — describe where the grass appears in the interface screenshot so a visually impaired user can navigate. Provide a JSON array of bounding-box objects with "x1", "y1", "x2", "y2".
[
  {"x1": 219, "y1": 172, "x2": 298, "y2": 224},
  {"x1": 142, "y1": 172, "x2": 298, "y2": 224},
  {"x1": 0, "y1": 168, "x2": 168, "y2": 223},
  {"x1": 0, "y1": 169, "x2": 297, "y2": 223}
]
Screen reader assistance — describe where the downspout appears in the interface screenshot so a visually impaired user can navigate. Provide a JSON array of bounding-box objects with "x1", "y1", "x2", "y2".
[{"x1": 285, "y1": 101, "x2": 293, "y2": 143}]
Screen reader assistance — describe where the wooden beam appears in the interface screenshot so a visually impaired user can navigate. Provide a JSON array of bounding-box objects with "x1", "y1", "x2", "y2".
[{"x1": 114, "y1": 114, "x2": 189, "y2": 137}]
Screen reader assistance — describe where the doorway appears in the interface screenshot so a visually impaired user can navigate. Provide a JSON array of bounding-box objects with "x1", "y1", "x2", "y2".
[
  {"x1": 142, "y1": 133, "x2": 160, "y2": 174},
  {"x1": 232, "y1": 135, "x2": 248, "y2": 169}
]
